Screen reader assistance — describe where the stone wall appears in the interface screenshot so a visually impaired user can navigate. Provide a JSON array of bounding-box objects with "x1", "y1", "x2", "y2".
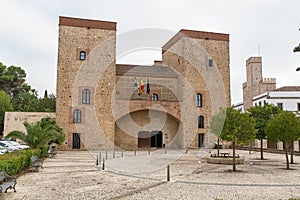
[{"x1": 3, "y1": 112, "x2": 56, "y2": 137}]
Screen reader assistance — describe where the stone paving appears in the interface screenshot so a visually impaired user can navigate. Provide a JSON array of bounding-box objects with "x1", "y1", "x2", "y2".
[{"x1": 1, "y1": 149, "x2": 300, "y2": 200}]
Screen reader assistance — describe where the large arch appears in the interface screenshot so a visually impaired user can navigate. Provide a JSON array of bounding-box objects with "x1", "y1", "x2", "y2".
[{"x1": 114, "y1": 109, "x2": 182, "y2": 150}]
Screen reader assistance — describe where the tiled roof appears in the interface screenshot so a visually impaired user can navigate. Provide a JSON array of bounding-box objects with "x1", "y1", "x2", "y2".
[
  {"x1": 274, "y1": 86, "x2": 300, "y2": 91},
  {"x1": 116, "y1": 64, "x2": 178, "y2": 78}
]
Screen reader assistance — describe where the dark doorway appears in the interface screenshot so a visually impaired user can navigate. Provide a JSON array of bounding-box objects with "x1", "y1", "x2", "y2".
[
  {"x1": 72, "y1": 133, "x2": 81, "y2": 149},
  {"x1": 151, "y1": 131, "x2": 163, "y2": 148},
  {"x1": 198, "y1": 133, "x2": 204, "y2": 147},
  {"x1": 138, "y1": 131, "x2": 151, "y2": 148}
]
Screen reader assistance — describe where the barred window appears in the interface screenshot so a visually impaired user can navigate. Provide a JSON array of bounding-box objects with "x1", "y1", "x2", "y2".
[
  {"x1": 80, "y1": 51, "x2": 86, "y2": 60},
  {"x1": 196, "y1": 93, "x2": 202, "y2": 107},
  {"x1": 152, "y1": 93, "x2": 158, "y2": 101},
  {"x1": 73, "y1": 109, "x2": 81, "y2": 123},
  {"x1": 82, "y1": 89, "x2": 90, "y2": 104},
  {"x1": 198, "y1": 115, "x2": 204, "y2": 128}
]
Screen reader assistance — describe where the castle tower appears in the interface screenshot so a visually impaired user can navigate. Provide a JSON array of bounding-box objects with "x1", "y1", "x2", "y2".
[
  {"x1": 56, "y1": 16, "x2": 117, "y2": 150},
  {"x1": 161, "y1": 30, "x2": 231, "y2": 148},
  {"x1": 243, "y1": 57, "x2": 276, "y2": 111}
]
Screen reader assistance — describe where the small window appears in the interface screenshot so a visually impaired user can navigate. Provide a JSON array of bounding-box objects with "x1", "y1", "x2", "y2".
[
  {"x1": 277, "y1": 103, "x2": 283, "y2": 110},
  {"x1": 80, "y1": 51, "x2": 86, "y2": 60},
  {"x1": 151, "y1": 93, "x2": 158, "y2": 101},
  {"x1": 196, "y1": 93, "x2": 202, "y2": 107},
  {"x1": 198, "y1": 115, "x2": 204, "y2": 128},
  {"x1": 73, "y1": 109, "x2": 81, "y2": 123},
  {"x1": 82, "y1": 89, "x2": 90, "y2": 104},
  {"x1": 208, "y1": 59, "x2": 213, "y2": 67},
  {"x1": 297, "y1": 103, "x2": 300, "y2": 111}
]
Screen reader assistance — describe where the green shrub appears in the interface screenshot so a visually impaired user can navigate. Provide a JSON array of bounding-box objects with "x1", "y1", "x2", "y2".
[{"x1": 0, "y1": 148, "x2": 44, "y2": 175}]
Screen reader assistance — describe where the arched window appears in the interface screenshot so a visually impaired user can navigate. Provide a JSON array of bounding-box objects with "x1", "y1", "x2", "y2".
[
  {"x1": 80, "y1": 51, "x2": 86, "y2": 60},
  {"x1": 151, "y1": 93, "x2": 158, "y2": 101},
  {"x1": 198, "y1": 115, "x2": 204, "y2": 128},
  {"x1": 82, "y1": 89, "x2": 90, "y2": 104},
  {"x1": 196, "y1": 93, "x2": 202, "y2": 107},
  {"x1": 73, "y1": 109, "x2": 81, "y2": 123}
]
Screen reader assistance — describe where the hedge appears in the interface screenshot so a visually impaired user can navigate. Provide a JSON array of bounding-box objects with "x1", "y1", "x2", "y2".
[{"x1": 0, "y1": 145, "x2": 49, "y2": 176}]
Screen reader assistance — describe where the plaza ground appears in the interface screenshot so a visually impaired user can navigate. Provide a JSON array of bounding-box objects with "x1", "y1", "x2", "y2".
[{"x1": 2, "y1": 149, "x2": 300, "y2": 200}]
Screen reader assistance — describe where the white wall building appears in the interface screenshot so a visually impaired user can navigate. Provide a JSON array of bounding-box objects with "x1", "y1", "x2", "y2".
[{"x1": 252, "y1": 86, "x2": 300, "y2": 117}]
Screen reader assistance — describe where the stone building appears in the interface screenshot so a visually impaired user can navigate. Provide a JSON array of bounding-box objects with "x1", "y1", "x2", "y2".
[
  {"x1": 56, "y1": 16, "x2": 231, "y2": 150},
  {"x1": 242, "y1": 57, "x2": 276, "y2": 111}
]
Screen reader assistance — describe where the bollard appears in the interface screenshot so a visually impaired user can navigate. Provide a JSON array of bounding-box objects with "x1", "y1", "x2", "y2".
[
  {"x1": 167, "y1": 165, "x2": 170, "y2": 181},
  {"x1": 134, "y1": 150, "x2": 136, "y2": 156},
  {"x1": 96, "y1": 155, "x2": 99, "y2": 166},
  {"x1": 148, "y1": 149, "x2": 150, "y2": 155},
  {"x1": 102, "y1": 158, "x2": 105, "y2": 170},
  {"x1": 105, "y1": 150, "x2": 108, "y2": 160},
  {"x1": 113, "y1": 150, "x2": 115, "y2": 158},
  {"x1": 165, "y1": 149, "x2": 167, "y2": 154},
  {"x1": 99, "y1": 152, "x2": 101, "y2": 166},
  {"x1": 122, "y1": 151, "x2": 123, "y2": 157}
]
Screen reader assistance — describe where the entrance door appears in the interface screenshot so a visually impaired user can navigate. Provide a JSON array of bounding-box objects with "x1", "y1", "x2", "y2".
[
  {"x1": 198, "y1": 133, "x2": 204, "y2": 147},
  {"x1": 138, "y1": 131, "x2": 151, "y2": 148},
  {"x1": 151, "y1": 131, "x2": 163, "y2": 148},
  {"x1": 72, "y1": 133, "x2": 81, "y2": 149}
]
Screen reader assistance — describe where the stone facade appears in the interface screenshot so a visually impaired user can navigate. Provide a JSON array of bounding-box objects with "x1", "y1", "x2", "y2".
[{"x1": 56, "y1": 16, "x2": 231, "y2": 150}]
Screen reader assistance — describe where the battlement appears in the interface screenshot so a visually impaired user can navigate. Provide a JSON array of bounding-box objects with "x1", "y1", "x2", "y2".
[{"x1": 262, "y1": 78, "x2": 276, "y2": 84}]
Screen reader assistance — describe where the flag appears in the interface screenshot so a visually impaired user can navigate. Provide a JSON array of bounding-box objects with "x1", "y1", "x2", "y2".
[
  {"x1": 147, "y1": 78, "x2": 150, "y2": 95},
  {"x1": 140, "y1": 79, "x2": 144, "y2": 95}
]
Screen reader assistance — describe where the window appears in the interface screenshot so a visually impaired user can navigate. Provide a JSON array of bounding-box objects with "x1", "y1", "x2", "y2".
[
  {"x1": 73, "y1": 109, "x2": 81, "y2": 123},
  {"x1": 198, "y1": 115, "x2": 204, "y2": 128},
  {"x1": 82, "y1": 89, "x2": 90, "y2": 104},
  {"x1": 196, "y1": 93, "x2": 202, "y2": 107},
  {"x1": 298, "y1": 103, "x2": 300, "y2": 111},
  {"x1": 80, "y1": 51, "x2": 86, "y2": 60},
  {"x1": 277, "y1": 103, "x2": 283, "y2": 110},
  {"x1": 208, "y1": 59, "x2": 213, "y2": 67},
  {"x1": 151, "y1": 93, "x2": 158, "y2": 101}
]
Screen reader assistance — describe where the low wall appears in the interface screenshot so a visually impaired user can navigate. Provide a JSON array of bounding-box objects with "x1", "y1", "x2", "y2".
[{"x1": 206, "y1": 155, "x2": 245, "y2": 165}]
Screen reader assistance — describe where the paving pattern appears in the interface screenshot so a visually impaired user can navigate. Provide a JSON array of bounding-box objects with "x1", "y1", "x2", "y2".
[{"x1": 2, "y1": 149, "x2": 300, "y2": 200}]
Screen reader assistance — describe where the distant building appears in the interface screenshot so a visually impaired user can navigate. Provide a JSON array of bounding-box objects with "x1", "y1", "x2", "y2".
[
  {"x1": 233, "y1": 57, "x2": 300, "y2": 151},
  {"x1": 253, "y1": 86, "x2": 300, "y2": 117}
]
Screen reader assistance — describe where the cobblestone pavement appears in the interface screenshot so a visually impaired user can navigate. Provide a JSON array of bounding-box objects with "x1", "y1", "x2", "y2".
[{"x1": 2, "y1": 149, "x2": 300, "y2": 200}]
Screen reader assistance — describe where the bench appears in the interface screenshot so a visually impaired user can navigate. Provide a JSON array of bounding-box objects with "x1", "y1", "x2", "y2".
[
  {"x1": 30, "y1": 156, "x2": 43, "y2": 172},
  {"x1": 0, "y1": 170, "x2": 17, "y2": 194}
]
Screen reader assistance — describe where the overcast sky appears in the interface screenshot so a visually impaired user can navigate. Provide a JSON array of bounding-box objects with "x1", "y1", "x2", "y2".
[{"x1": 0, "y1": 0, "x2": 299, "y2": 103}]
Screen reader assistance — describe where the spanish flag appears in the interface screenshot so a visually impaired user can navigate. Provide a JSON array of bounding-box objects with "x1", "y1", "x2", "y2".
[{"x1": 140, "y1": 79, "x2": 144, "y2": 95}]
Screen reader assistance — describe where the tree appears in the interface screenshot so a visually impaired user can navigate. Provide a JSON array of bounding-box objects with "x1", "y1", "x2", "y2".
[
  {"x1": 12, "y1": 91, "x2": 39, "y2": 112},
  {"x1": 248, "y1": 104, "x2": 281, "y2": 159},
  {"x1": 218, "y1": 107, "x2": 256, "y2": 171},
  {"x1": 0, "y1": 90, "x2": 14, "y2": 134},
  {"x1": 0, "y1": 62, "x2": 29, "y2": 98},
  {"x1": 6, "y1": 118, "x2": 65, "y2": 149},
  {"x1": 265, "y1": 111, "x2": 300, "y2": 169},
  {"x1": 210, "y1": 108, "x2": 226, "y2": 156},
  {"x1": 38, "y1": 91, "x2": 56, "y2": 112}
]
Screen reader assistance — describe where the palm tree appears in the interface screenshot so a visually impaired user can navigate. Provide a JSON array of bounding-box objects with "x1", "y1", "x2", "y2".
[
  {"x1": 6, "y1": 119, "x2": 65, "y2": 149},
  {"x1": 12, "y1": 92, "x2": 39, "y2": 112}
]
